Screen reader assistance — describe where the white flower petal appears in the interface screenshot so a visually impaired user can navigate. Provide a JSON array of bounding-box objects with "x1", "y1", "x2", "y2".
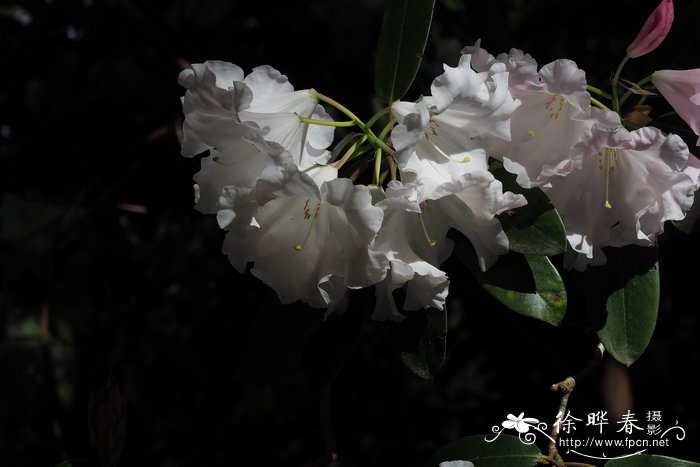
[
  {"x1": 178, "y1": 61, "x2": 255, "y2": 157},
  {"x1": 440, "y1": 461, "x2": 475, "y2": 467},
  {"x1": 248, "y1": 168, "x2": 386, "y2": 309},
  {"x1": 243, "y1": 65, "x2": 294, "y2": 99}
]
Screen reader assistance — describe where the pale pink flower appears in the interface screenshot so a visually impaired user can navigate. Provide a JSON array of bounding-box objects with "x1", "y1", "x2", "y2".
[
  {"x1": 543, "y1": 125, "x2": 697, "y2": 270},
  {"x1": 626, "y1": 0, "x2": 674, "y2": 58},
  {"x1": 652, "y1": 68, "x2": 700, "y2": 145}
]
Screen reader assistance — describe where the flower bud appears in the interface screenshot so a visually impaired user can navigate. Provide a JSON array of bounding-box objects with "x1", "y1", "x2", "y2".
[
  {"x1": 87, "y1": 372, "x2": 127, "y2": 466},
  {"x1": 626, "y1": 0, "x2": 674, "y2": 58}
]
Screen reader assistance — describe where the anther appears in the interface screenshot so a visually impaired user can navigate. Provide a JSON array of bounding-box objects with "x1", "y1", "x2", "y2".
[
  {"x1": 527, "y1": 95, "x2": 566, "y2": 138},
  {"x1": 294, "y1": 200, "x2": 321, "y2": 251}
]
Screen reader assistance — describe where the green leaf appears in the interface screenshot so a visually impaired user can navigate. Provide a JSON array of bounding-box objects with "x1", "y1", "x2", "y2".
[
  {"x1": 374, "y1": 0, "x2": 435, "y2": 104},
  {"x1": 400, "y1": 307, "x2": 447, "y2": 380},
  {"x1": 424, "y1": 434, "x2": 541, "y2": 467},
  {"x1": 490, "y1": 161, "x2": 566, "y2": 256},
  {"x1": 580, "y1": 246, "x2": 659, "y2": 366},
  {"x1": 605, "y1": 454, "x2": 700, "y2": 466},
  {"x1": 451, "y1": 230, "x2": 567, "y2": 325},
  {"x1": 383, "y1": 307, "x2": 447, "y2": 380}
]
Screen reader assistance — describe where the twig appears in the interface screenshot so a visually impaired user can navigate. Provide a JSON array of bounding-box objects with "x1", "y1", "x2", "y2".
[{"x1": 547, "y1": 342, "x2": 605, "y2": 463}]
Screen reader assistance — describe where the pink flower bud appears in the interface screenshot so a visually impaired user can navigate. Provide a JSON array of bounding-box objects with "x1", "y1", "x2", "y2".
[
  {"x1": 652, "y1": 68, "x2": 700, "y2": 145},
  {"x1": 626, "y1": 0, "x2": 674, "y2": 58}
]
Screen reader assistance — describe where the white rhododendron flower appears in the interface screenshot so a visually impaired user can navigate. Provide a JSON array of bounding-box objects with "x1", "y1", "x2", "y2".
[
  {"x1": 370, "y1": 171, "x2": 525, "y2": 320},
  {"x1": 217, "y1": 184, "x2": 262, "y2": 274},
  {"x1": 430, "y1": 55, "x2": 519, "y2": 145},
  {"x1": 679, "y1": 155, "x2": 700, "y2": 233},
  {"x1": 388, "y1": 56, "x2": 526, "y2": 277},
  {"x1": 542, "y1": 125, "x2": 698, "y2": 270},
  {"x1": 417, "y1": 170, "x2": 525, "y2": 271},
  {"x1": 177, "y1": 31, "x2": 700, "y2": 316},
  {"x1": 193, "y1": 134, "x2": 284, "y2": 214},
  {"x1": 391, "y1": 54, "x2": 519, "y2": 187},
  {"x1": 497, "y1": 59, "x2": 615, "y2": 188},
  {"x1": 219, "y1": 160, "x2": 387, "y2": 314},
  {"x1": 179, "y1": 61, "x2": 333, "y2": 169},
  {"x1": 391, "y1": 99, "x2": 490, "y2": 196},
  {"x1": 372, "y1": 182, "x2": 451, "y2": 322},
  {"x1": 178, "y1": 60, "x2": 257, "y2": 157},
  {"x1": 462, "y1": 40, "x2": 540, "y2": 98},
  {"x1": 239, "y1": 65, "x2": 335, "y2": 169},
  {"x1": 462, "y1": 43, "x2": 620, "y2": 188}
]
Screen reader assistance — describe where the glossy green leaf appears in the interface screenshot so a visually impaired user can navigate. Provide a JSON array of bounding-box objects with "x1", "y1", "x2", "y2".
[
  {"x1": 452, "y1": 230, "x2": 567, "y2": 325},
  {"x1": 580, "y1": 246, "x2": 659, "y2": 366},
  {"x1": 490, "y1": 161, "x2": 566, "y2": 256},
  {"x1": 424, "y1": 434, "x2": 541, "y2": 467},
  {"x1": 605, "y1": 454, "x2": 700, "y2": 466},
  {"x1": 374, "y1": 0, "x2": 435, "y2": 104}
]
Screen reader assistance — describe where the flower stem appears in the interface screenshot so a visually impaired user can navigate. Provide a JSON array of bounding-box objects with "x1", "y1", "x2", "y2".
[
  {"x1": 590, "y1": 97, "x2": 611, "y2": 111},
  {"x1": 298, "y1": 116, "x2": 357, "y2": 127},
  {"x1": 313, "y1": 89, "x2": 394, "y2": 155},
  {"x1": 366, "y1": 106, "x2": 392, "y2": 128},
  {"x1": 586, "y1": 85, "x2": 612, "y2": 101},
  {"x1": 312, "y1": 89, "x2": 364, "y2": 126},
  {"x1": 331, "y1": 135, "x2": 367, "y2": 170},
  {"x1": 373, "y1": 148, "x2": 382, "y2": 185},
  {"x1": 611, "y1": 55, "x2": 630, "y2": 114},
  {"x1": 387, "y1": 155, "x2": 397, "y2": 181},
  {"x1": 378, "y1": 115, "x2": 396, "y2": 141}
]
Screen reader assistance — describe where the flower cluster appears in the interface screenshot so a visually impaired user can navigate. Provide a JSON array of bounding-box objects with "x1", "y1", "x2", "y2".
[{"x1": 177, "y1": 0, "x2": 699, "y2": 318}]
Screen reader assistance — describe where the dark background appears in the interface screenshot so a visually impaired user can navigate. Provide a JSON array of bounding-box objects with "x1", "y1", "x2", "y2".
[{"x1": 1, "y1": 0, "x2": 699, "y2": 466}]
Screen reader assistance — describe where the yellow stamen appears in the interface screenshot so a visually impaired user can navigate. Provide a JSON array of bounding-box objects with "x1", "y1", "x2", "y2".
[
  {"x1": 423, "y1": 120, "x2": 471, "y2": 163},
  {"x1": 293, "y1": 199, "x2": 321, "y2": 251},
  {"x1": 598, "y1": 148, "x2": 618, "y2": 209},
  {"x1": 527, "y1": 95, "x2": 566, "y2": 137},
  {"x1": 418, "y1": 211, "x2": 437, "y2": 247}
]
